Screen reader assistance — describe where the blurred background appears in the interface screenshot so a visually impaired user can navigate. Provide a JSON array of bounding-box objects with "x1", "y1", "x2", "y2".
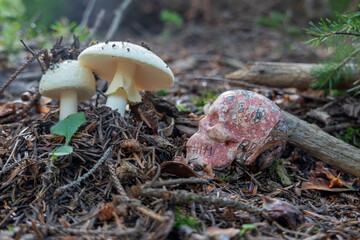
[
  {"x1": 1, "y1": 0, "x2": 358, "y2": 59},
  {"x1": 0, "y1": 0, "x2": 359, "y2": 93}
]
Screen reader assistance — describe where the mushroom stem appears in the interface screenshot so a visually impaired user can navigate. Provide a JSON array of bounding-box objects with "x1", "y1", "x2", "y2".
[
  {"x1": 105, "y1": 60, "x2": 139, "y2": 116},
  {"x1": 106, "y1": 89, "x2": 127, "y2": 116},
  {"x1": 59, "y1": 89, "x2": 78, "y2": 120}
]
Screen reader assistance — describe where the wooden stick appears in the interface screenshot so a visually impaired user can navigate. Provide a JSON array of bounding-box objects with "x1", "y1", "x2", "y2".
[
  {"x1": 79, "y1": 0, "x2": 97, "y2": 31},
  {"x1": 226, "y1": 62, "x2": 358, "y2": 90},
  {"x1": 86, "y1": 9, "x2": 105, "y2": 45},
  {"x1": 183, "y1": 112, "x2": 360, "y2": 176},
  {"x1": 138, "y1": 188, "x2": 262, "y2": 214},
  {"x1": 105, "y1": 0, "x2": 133, "y2": 40},
  {"x1": 283, "y1": 111, "x2": 360, "y2": 177}
]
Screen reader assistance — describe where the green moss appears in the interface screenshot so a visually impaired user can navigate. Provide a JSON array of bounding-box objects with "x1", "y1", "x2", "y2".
[
  {"x1": 157, "y1": 89, "x2": 169, "y2": 96},
  {"x1": 238, "y1": 224, "x2": 257, "y2": 237},
  {"x1": 177, "y1": 103, "x2": 191, "y2": 112},
  {"x1": 256, "y1": 11, "x2": 285, "y2": 29},
  {"x1": 174, "y1": 207, "x2": 201, "y2": 231},
  {"x1": 191, "y1": 91, "x2": 218, "y2": 111},
  {"x1": 339, "y1": 127, "x2": 360, "y2": 147}
]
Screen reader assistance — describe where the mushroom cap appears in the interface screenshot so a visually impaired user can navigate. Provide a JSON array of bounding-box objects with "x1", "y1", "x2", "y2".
[
  {"x1": 39, "y1": 60, "x2": 96, "y2": 101},
  {"x1": 78, "y1": 41, "x2": 174, "y2": 91}
]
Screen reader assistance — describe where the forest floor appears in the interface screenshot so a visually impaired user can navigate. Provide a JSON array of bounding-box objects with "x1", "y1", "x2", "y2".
[{"x1": 0, "y1": 12, "x2": 360, "y2": 240}]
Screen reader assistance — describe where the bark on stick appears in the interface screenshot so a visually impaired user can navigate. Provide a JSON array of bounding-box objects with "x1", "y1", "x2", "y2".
[
  {"x1": 283, "y1": 111, "x2": 360, "y2": 177},
  {"x1": 226, "y1": 62, "x2": 357, "y2": 90}
]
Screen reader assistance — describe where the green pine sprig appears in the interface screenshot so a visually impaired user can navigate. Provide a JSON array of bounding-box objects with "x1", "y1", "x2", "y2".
[{"x1": 305, "y1": 10, "x2": 360, "y2": 95}]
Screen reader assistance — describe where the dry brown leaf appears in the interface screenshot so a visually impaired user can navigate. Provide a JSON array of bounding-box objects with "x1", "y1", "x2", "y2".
[
  {"x1": 314, "y1": 161, "x2": 337, "y2": 180},
  {"x1": 301, "y1": 162, "x2": 355, "y2": 192},
  {"x1": 98, "y1": 202, "x2": 114, "y2": 221},
  {"x1": 0, "y1": 104, "x2": 15, "y2": 117},
  {"x1": 36, "y1": 104, "x2": 51, "y2": 114},
  {"x1": 205, "y1": 226, "x2": 240, "y2": 239},
  {"x1": 261, "y1": 195, "x2": 305, "y2": 230},
  {"x1": 120, "y1": 139, "x2": 141, "y2": 152},
  {"x1": 329, "y1": 174, "x2": 343, "y2": 188},
  {"x1": 203, "y1": 164, "x2": 215, "y2": 178},
  {"x1": 160, "y1": 161, "x2": 199, "y2": 178},
  {"x1": 173, "y1": 154, "x2": 187, "y2": 164}
]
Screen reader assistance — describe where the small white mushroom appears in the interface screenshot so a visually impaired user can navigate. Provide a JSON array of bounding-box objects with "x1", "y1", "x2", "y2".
[
  {"x1": 78, "y1": 41, "x2": 174, "y2": 116},
  {"x1": 39, "y1": 60, "x2": 96, "y2": 120}
]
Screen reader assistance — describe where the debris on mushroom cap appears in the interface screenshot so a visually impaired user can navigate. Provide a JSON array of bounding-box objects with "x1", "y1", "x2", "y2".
[
  {"x1": 78, "y1": 41, "x2": 174, "y2": 92},
  {"x1": 186, "y1": 90, "x2": 288, "y2": 171},
  {"x1": 39, "y1": 60, "x2": 96, "y2": 102}
]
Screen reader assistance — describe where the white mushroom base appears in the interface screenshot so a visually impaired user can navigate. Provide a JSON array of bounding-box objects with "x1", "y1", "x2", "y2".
[
  {"x1": 59, "y1": 89, "x2": 78, "y2": 120},
  {"x1": 106, "y1": 89, "x2": 128, "y2": 116}
]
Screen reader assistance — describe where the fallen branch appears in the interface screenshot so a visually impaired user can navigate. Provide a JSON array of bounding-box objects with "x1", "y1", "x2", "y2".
[
  {"x1": 105, "y1": 0, "x2": 133, "y2": 40},
  {"x1": 54, "y1": 147, "x2": 114, "y2": 195},
  {"x1": 32, "y1": 223, "x2": 139, "y2": 238},
  {"x1": 149, "y1": 178, "x2": 209, "y2": 188},
  {"x1": 106, "y1": 159, "x2": 128, "y2": 197},
  {"x1": 138, "y1": 188, "x2": 262, "y2": 214},
  {"x1": 86, "y1": 9, "x2": 105, "y2": 45},
  {"x1": 283, "y1": 111, "x2": 360, "y2": 177},
  {"x1": 226, "y1": 62, "x2": 358, "y2": 90},
  {"x1": 79, "y1": 0, "x2": 97, "y2": 31},
  {"x1": 0, "y1": 49, "x2": 46, "y2": 94}
]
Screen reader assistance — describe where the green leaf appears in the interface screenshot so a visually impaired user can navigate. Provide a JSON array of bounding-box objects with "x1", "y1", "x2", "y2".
[
  {"x1": 239, "y1": 224, "x2": 257, "y2": 237},
  {"x1": 50, "y1": 112, "x2": 86, "y2": 145},
  {"x1": 52, "y1": 145, "x2": 74, "y2": 156}
]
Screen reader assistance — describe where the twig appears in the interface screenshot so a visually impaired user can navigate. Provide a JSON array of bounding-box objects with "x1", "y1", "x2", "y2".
[
  {"x1": 0, "y1": 156, "x2": 27, "y2": 176},
  {"x1": 321, "y1": 47, "x2": 360, "y2": 88},
  {"x1": 144, "y1": 161, "x2": 161, "y2": 188},
  {"x1": 20, "y1": 40, "x2": 45, "y2": 73},
  {"x1": 135, "y1": 205, "x2": 167, "y2": 222},
  {"x1": 138, "y1": 188, "x2": 262, "y2": 214},
  {"x1": 31, "y1": 220, "x2": 44, "y2": 240},
  {"x1": 54, "y1": 147, "x2": 114, "y2": 195},
  {"x1": 272, "y1": 221, "x2": 310, "y2": 237},
  {"x1": 0, "y1": 210, "x2": 15, "y2": 227},
  {"x1": 303, "y1": 233, "x2": 329, "y2": 240},
  {"x1": 108, "y1": 159, "x2": 168, "y2": 222},
  {"x1": 105, "y1": 0, "x2": 133, "y2": 40},
  {"x1": 322, "y1": 122, "x2": 355, "y2": 133},
  {"x1": 0, "y1": 49, "x2": 46, "y2": 94},
  {"x1": 311, "y1": 31, "x2": 360, "y2": 38},
  {"x1": 86, "y1": 9, "x2": 105, "y2": 45},
  {"x1": 79, "y1": 0, "x2": 97, "y2": 31},
  {"x1": 149, "y1": 178, "x2": 209, "y2": 188},
  {"x1": 106, "y1": 159, "x2": 128, "y2": 197},
  {"x1": 191, "y1": 76, "x2": 286, "y2": 94},
  {"x1": 191, "y1": 75, "x2": 330, "y2": 103},
  {"x1": 30, "y1": 223, "x2": 139, "y2": 238}
]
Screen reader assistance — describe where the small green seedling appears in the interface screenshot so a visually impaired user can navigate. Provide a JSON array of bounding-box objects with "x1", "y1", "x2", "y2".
[
  {"x1": 177, "y1": 103, "x2": 191, "y2": 112},
  {"x1": 174, "y1": 207, "x2": 201, "y2": 231},
  {"x1": 191, "y1": 91, "x2": 218, "y2": 111},
  {"x1": 238, "y1": 224, "x2": 257, "y2": 237},
  {"x1": 340, "y1": 127, "x2": 360, "y2": 147},
  {"x1": 50, "y1": 112, "x2": 86, "y2": 160},
  {"x1": 159, "y1": 9, "x2": 183, "y2": 39},
  {"x1": 157, "y1": 89, "x2": 168, "y2": 96}
]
